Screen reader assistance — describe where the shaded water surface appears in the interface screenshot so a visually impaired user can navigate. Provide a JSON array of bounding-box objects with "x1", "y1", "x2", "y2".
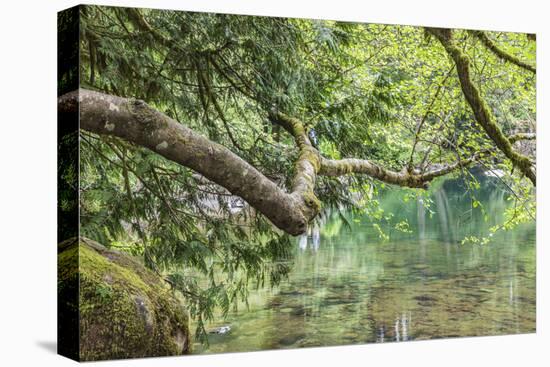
[{"x1": 195, "y1": 177, "x2": 535, "y2": 353}]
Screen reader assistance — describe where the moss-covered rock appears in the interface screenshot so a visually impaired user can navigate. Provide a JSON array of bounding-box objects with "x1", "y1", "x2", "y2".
[{"x1": 58, "y1": 237, "x2": 190, "y2": 361}]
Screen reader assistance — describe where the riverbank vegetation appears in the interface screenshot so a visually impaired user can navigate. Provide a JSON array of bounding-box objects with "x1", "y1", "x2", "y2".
[{"x1": 58, "y1": 5, "x2": 536, "y2": 343}]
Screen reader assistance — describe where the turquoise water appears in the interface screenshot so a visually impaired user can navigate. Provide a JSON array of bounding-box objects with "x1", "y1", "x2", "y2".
[{"x1": 195, "y1": 176, "x2": 536, "y2": 353}]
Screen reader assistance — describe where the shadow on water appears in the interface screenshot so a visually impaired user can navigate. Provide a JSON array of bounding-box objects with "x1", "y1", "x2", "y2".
[{"x1": 195, "y1": 174, "x2": 536, "y2": 353}]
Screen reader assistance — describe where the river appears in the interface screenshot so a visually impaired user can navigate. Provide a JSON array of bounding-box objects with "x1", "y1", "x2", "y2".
[{"x1": 194, "y1": 175, "x2": 536, "y2": 353}]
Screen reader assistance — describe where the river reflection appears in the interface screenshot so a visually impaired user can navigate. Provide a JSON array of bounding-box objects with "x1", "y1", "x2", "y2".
[
  {"x1": 298, "y1": 225, "x2": 321, "y2": 252},
  {"x1": 195, "y1": 176, "x2": 536, "y2": 353}
]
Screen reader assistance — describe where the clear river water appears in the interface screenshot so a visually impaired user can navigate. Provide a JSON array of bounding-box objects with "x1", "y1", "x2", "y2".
[{"x1": 194, "y1": 175, "x2": 536, "y2": 353}]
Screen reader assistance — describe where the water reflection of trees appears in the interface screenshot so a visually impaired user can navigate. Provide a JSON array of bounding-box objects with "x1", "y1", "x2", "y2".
[{"x1": 203, "y1": 176, "x2": 535, "y2": 351}]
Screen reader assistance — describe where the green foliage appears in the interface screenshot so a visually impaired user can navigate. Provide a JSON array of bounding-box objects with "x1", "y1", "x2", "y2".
[{"x1": 77, "y1": 5, "x2": 536, "y2": 342}]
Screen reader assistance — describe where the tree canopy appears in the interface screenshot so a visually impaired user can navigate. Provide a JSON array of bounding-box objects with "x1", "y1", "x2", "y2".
[{"x1": 58, "y1": 5, "x2": 536, "y2": 340}]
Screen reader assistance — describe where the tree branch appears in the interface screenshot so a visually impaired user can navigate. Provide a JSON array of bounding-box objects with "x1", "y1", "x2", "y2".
[
  {"x1": 427, "y1": 27, "x2": 536, "y2": 185},
  {"x1": 59, "y1": 89, "x2": 318, "y2": 235},
  {"x1": 59, "y1": 89, "x2": 504, "y2": 235},
  {"x1": 471, "y1": 30, "x2": 536, "y2": 74},
  {"x1": 268, "y1": 110, "x2": 481, "y2": 189},
  {"x1": 268, "y1": 110, "x2": 322, "y2": 218},
  {"x1": 319, "y1": 154, "x2": 480, "y2": 188},
  {"x1": 509, "y1": 132, "x2": 536, "y2": 144},
  {"x1": 125, "y1": 8, "x2": 173, "y2": 49}
]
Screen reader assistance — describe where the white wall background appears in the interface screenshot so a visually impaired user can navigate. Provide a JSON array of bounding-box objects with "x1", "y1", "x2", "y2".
[{"x1": 0, "y1": 0, "x2": 547, "y2": 365}]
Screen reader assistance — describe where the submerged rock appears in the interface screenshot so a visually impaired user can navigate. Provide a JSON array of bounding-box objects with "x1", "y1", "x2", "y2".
[
  {"x1": 58, "y1": 237, "x2": 190, "y2": 361},
  {"x1": 278, "y1": 333, "x2": 306, "y2": 346},
  {"x1": 209, "y1": 325, "x2": 232, "y2": 335}
]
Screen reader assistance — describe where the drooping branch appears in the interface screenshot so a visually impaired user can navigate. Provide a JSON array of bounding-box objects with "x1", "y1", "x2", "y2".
[
  {"x1": 197, "y1": 64, "x2": 245, "y2": 151},
  {"x1": 471, "y1": 30, "x2": 536, "y2": 74},
  {"x1": 427, "y1": 27, "x2": 536, "y2": 185}
]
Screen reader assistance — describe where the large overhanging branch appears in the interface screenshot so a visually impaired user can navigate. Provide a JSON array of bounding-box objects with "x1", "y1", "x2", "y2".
[
  {"x1": 427, "y1": 27, "x2": 536, "y2": 186},
  {"x1": 60, "y1": 89, "x2": 489, "y2": 235},
  {"x1": 59, "y1": 89, "x2": 320, "y2": 235},
  {"x1": 470, "y1": 30, "x2": 536, "y2": 74}
]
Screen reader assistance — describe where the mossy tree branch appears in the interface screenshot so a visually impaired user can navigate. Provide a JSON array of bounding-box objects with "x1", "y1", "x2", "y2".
[
  {"x1": 60, "y1": 89, "x2": 320, "y2": 235},
  {"x1": 471, "y1": 30, "x2": 536, "y2": 74},
  {"x1": 319, "y1": 154, "x2": 481, "y2": 188},
  {"x1": 268, "y1": 110, "x2": 322, "y2": 218},
  {"x1": 268, "y1": 111, "x2": 483, "y2": 189},
  {"x1": 509, "y1": 132, "x2": 536, "y2": 144},
  {"x1": 427, "y1": 27, "x2": 536, "y2": 185},
  {"x1": 59, "y1": 89, "x2": 518, "y2": 235}
]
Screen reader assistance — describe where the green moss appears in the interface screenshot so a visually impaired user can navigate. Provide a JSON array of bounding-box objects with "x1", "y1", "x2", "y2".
[
  {"x1": 301, "y1": 147, "x2": 321, "y2": 172},
  {"x1": 303, "y1": 190, "x2": 321, "y2": 214},
  {"x1": 58, "y1": 238, "x2": 190, "y2": 361}
]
